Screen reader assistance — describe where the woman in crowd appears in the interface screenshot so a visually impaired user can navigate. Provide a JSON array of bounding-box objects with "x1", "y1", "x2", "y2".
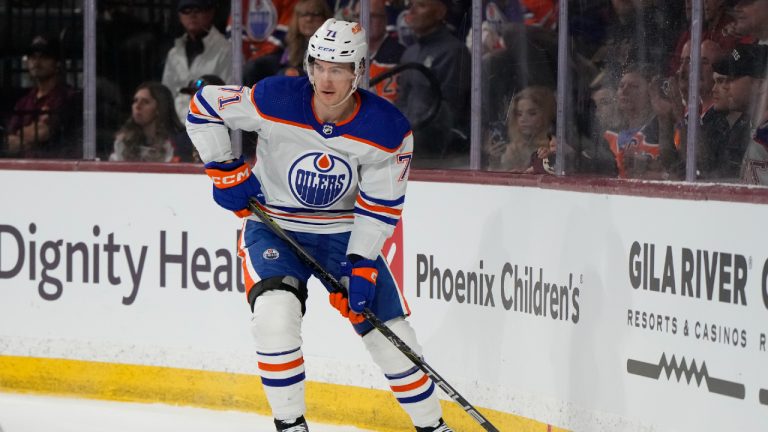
[
  {"x1": 277, "y1": 0, "x2": 332, "y2": 76},
  {"x1": 488, "y1": 86, "x2": 556, "y2": 171},
  {"x1": 109, "y1": 82, "x2": 194, "y2": 162}
]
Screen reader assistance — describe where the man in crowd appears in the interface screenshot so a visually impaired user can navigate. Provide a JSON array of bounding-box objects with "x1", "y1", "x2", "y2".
[
  {"x1": 4, "y1": 34, "x2": 80, "y2": 159},
  {"x1": 354, "y1": 0, "x2": 405, "y2": 103},
  {"x1": 396, "y1": 0, "x2": 470, "y2": 167},
  {"x1": 712, "y1": 43, "x2": 768, "y2": 184},
  {"x1": 162, "y1": 0, "x2": 232, "y2": 122},
  {"x1": 687, "y1": 40, "x2": 753, "y2": 180},
  {"x1": 731, "y1": 0, "x2": 768, "y2": 45}
]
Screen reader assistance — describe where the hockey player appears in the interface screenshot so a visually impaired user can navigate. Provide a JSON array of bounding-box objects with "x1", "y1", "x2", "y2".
[{"x1": 186, "y1": 19, "x2": 453, "y2": 432}]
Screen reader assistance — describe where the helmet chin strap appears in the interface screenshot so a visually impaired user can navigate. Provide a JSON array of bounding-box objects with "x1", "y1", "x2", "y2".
[
  {"x1": 329, "y1": 88, "x2": 356, "y2": 108},
  {"x1": 311, "y1": 74, "x2": 361, "y2": 110}
]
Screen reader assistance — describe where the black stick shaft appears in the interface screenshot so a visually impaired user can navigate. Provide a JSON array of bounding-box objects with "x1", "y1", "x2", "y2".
[{"x1": 248, "y1": 200, "x2": 500, "y2": 432}]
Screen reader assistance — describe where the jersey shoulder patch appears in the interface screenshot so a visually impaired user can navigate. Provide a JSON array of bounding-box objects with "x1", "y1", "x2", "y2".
[
  {"x1": 252, "y1": 76, "x2": 310, "y2": 126},
  {"x1": 347, "y1": 90, "x2": 412, "y2": 151}
]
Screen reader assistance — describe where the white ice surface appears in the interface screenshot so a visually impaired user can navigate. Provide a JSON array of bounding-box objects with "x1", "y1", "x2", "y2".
[{"x1": 0, "y1": 392, "x2": 375, "y2": 432}]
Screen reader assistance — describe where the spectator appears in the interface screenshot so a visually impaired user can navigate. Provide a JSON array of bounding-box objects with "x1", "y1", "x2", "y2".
[
  {"x1": 591, "y1": 0, "x2": 670, "y2": 86},
  {"x1": 490, "y1": 86, "x2": 555, "y2": 171},
  {"x1": 277, "y1": 0, "x2": 332, "y2": 76},
  {"x1": 661, "y1": 39, "x2": 723, "y2": 175},
  {"x1": 669, "y1": 0, "x2": 740, "y2": 75},
  {"x1": 578, "y1": 81, "x2": 621, "y2": 176},
  {"x1": 711, "y1": 44, "x2": 768, "y2": 184},
  {"x1": 396, "y1": 0, "x2": 471, "y2": 166},
  {"x1": 601, "y1": 64, "x2": 678, "y2": 179},
  {"x1": 591, "y1": 83, "x2": 622, "y2": 136},
  {"x1": 677, "y1": 39, "x2": 722, "y2": 114},
  {"x1": 109, "y1": 82, "x2": 195, "y2": 162},
  {"x1": 232, "y1": 0, "x2": 300, "y2": 86},
  {"x1": 162, "y1": 0, "x2": 232, "y2": 123},
  {"x1": 671, "y1": 38, "x2": 752, "y2": 180},
  {"x1": 354, "y1": 0, "x2": 405, "y2": 102},
  {"x1": 691, "y1": 67, "x2": 753, "y2": 180},
  {"x1": 480, "y1": 22, "x2": 558, "y2": 136},
  {"x1": 4, "y1": 34, "x2": 81, "y2": 159},
  {"x1": 731, "y1": 0, "x2": 768, "y2": 44}
]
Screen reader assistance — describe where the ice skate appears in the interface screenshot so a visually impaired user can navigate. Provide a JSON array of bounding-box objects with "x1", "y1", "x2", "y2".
[
  {"x1": 274, "y1": 415, "x2": 309, "y2": 432},
  {"x1": 415, "y1": 418, "x2": 453, "y2": 432}
]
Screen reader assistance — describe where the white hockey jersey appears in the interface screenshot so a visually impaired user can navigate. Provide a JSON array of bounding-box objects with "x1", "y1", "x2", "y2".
[{"x1": 186, "y1": 76, "x2": 414, "y2": 260}]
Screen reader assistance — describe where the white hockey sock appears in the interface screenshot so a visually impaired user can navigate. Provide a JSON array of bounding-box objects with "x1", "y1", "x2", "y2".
[
  {"x1": 362, "y1": 317, "x2": 442, "y2": 428},
  {"x1": 251, "y1": 290, "x2": 306, "y2": 420},
  {"x1": 257, "y1": 347, "x2": 306, "y2": 421},
  {"x1": 385, "y1": 365, "x2": 442, "y2": 427}
]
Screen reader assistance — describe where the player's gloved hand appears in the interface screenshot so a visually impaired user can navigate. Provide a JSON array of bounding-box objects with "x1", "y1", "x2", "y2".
[
  {"x1": 204, "y1": 155, "x2": 264, "y2": 217},
  {"x1": 346, "y1": 256, "x2": 378, "y2": 313},
  {"x1": 328, "y1": 291, "x2": 365, "y2": 324}
]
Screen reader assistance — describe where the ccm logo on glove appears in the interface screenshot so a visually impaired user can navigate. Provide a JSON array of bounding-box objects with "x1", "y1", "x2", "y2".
[
  {"x1": 206, "y1": 165, "x2": 251, "y2": 188},
  {"x1": 203, "y1": 155, "x2": 264, "y2": 217}
]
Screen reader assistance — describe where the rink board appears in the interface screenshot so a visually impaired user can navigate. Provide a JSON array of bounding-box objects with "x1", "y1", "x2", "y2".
[{"x1": 0, "y1": 170, "x2": 766, "y2": 431}]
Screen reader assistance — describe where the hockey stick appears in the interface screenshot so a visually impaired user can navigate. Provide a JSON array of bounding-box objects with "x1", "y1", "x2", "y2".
[{"x1": 248, "y1": 199, "x2": 500, "y2": 432}]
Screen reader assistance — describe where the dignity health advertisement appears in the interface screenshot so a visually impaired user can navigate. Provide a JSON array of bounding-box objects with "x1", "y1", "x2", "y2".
[{"x1": 1, "y1": 170, "x2": 767, "y2": 431}]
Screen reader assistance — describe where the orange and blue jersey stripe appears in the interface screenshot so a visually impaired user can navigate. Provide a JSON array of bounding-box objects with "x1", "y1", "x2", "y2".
[
  {"x1": 354, "y1": 191, "x2": 404, "y2": 226},
  {"x1": 187, "y1": 91, "x2": 224, "y2": 125},
  {"x1": 258, "y1": 203, "x2": 355, "y2": 227}
]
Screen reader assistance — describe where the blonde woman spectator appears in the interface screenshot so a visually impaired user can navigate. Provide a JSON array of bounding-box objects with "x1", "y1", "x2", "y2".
[
  {"x1": 489, "y1": 86, "x2": 556, "y2": 171},
  {"x1": 278, "y1": 0, "x2": 332, "y2": 76},
  {"x1": 110, "y1": 82, "x2": 194, "y2": 162}
]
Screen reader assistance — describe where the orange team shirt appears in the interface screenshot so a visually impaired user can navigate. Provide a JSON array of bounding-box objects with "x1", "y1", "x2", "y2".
[
  {"x1": 369, "y1": 35, "x2": 405, "y2": 103},
  {"x1": 370, "y1": 61, "x2": 398, "y2": 102},
  {"x1": 227, "y1": 0, "x2": 299, "y2": 60},
  {"x1": 522, "y1": 0, "x2": 557, "y2": 30},
  {"x1": 604, "y1": 125, "x2": 661, "y2": 178}
]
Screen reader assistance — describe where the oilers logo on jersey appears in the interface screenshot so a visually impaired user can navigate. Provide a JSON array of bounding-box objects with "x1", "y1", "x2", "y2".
[{"x1": 289, "y1": 152, "x2": 352, "y2": 208}]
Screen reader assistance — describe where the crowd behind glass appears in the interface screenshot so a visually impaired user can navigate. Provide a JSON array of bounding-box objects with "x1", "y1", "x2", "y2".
[{"x1": 1, "y1": 0, "x2": 767, "y2": 185}]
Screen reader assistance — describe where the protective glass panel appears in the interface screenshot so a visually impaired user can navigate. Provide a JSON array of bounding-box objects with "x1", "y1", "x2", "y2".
[
  {"x1": 0, "y1": 0, "x2": 84, "y2": 160},
  {"x1": 394, "y1": 0, "x2": 473, "y2": 169},
  {"x1": 563, "y1": 0, "x2": 682, "y2": 179},
  {"x1": 480, "y1": 0, "x2": 559, "y2": 173},
  {"x1": 562, "y1": 0, "x2": 767, "y2": 185},
  {"x1": 96, "y1": 1, "x2": 220, "y2": 163}
]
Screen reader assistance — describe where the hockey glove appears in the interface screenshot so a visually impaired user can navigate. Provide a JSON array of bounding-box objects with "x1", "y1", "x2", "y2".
[
  {"x1": 347, "y1": 257, "x2": 378, "y2": 313},
  {"x1": 328, "y1": 291, "x2": 365, "y2": 324},
  {"x1": 204, "y1": 155, "x2": 264, "y2": 217}
]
